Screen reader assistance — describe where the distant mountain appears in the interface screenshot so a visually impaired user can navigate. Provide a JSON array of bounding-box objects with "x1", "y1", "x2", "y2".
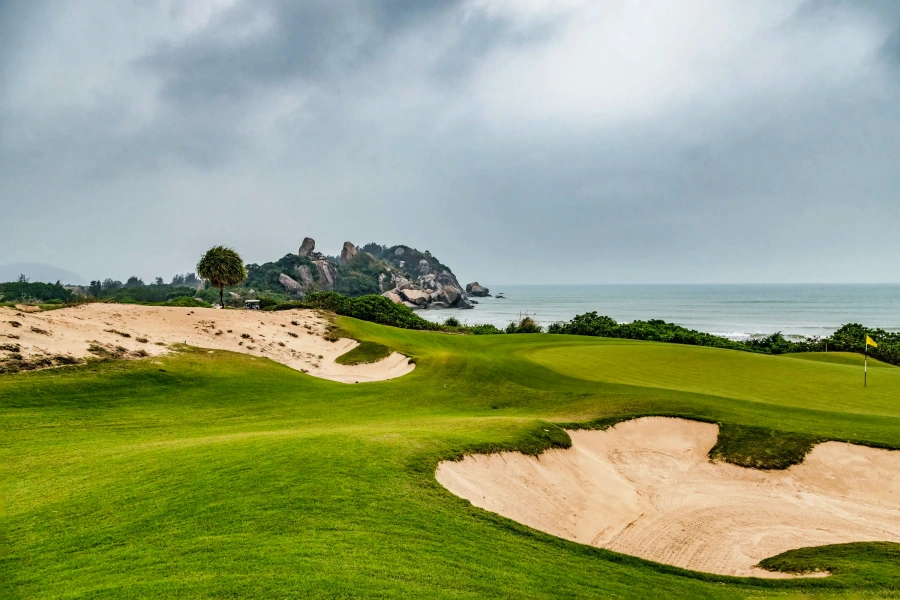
[{"x1": 0, "y1": 263, "x2": 86, "y2": 285}]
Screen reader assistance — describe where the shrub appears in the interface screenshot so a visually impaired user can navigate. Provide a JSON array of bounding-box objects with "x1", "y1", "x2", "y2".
[
  {"x1": 163, "y1": 296, "x2": 210, "y2": 308},
  {"x1": 467, "y1": 324, "x2": 505, "y2": 335},
  {"x1": 505, "y1": 316, "x2": 543, "y2": 334},
  {"x1": 257, "y1": 297, "x2": 280, "y2": 310},
  {"x1": 301, "y1": 292, "x2": 352, "y2": 314}
]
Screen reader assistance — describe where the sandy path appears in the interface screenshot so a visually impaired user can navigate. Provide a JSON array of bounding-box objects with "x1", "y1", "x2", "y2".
[
  {"x1": 436, "y1": 417, "x2": 900, "y2": 578},
  {"x1": 0, "y1": 303, "x2": 414, "y2": 383}
]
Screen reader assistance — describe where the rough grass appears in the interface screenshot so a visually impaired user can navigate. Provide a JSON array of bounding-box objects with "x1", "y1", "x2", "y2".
[
  {"x1": 335, "y1": 341, "x2": 392, "y2": 365},
  {"x1": 709, "y1": 423, "x2": 821, "y2": 469},
  {"x1": 3, "y1": 320, "x2": 900, "y2": 598}
]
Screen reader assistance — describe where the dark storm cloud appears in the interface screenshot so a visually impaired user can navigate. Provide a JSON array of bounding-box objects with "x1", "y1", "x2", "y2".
[{"x1": 0, "y1": 0, "x2": 898, "y2": 284}]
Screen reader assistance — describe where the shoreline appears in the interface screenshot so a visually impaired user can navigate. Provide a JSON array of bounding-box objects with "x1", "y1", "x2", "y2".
[{"x1": 417, "y1": 283, "x2": 900, "y2": 340}]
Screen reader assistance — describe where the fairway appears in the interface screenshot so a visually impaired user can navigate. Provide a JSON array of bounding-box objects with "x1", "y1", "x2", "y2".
[{"x1": 4, "y1": 318, "x2": 900, "y2": 598}]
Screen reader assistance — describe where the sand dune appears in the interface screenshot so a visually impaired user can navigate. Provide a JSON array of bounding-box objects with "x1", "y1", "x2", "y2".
[
  {"x1": 0, "y1": 303, "x2": 413, "y2": 383},
  {"x1": 436, "y1": 417, "x2": 900, "y2": 578}
]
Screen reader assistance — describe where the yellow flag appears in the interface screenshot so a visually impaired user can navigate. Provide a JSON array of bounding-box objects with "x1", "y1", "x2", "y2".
[{"x1": 866, "y1": 335, "x2": 878, "y2": 348}]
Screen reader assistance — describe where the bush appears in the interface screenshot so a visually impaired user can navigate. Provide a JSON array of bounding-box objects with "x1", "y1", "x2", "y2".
[
  {"x1": 347, "y1": 295, "x2": 438, "y2": 330},
  {"x1": 467, "y1": 324, "x2": 505, "y2": 335},
  {"x1": 302, "y1": 292, "x2": 352, "y2": 314},
  {"x1": 274, "y1": 292, "x2": 439, "y2": 331},
  {"x1": 164, "y1": 296, "x2": 210, "y2": 308},
  {"x1": 505, "y1": 316, "x2": 543, "y2": 334},
  {"x1": 258, "y1": 297, "x2": 279, "y2": 310}
]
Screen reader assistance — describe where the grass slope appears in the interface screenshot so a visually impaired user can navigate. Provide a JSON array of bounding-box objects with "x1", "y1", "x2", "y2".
[
  {"x1": 3, "y1": 321, "x2": 900, "y2": 598},
  {"x1": 335, "y1": 341, "x2": 392, "y2": 365}
]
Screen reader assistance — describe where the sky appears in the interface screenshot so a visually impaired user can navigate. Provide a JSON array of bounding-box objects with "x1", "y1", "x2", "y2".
[{"x1": 1, "y1": 0, "x2": 898, "y2": 285}]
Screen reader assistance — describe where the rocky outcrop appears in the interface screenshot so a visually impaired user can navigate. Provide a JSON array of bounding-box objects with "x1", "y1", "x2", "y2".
[
  {"x1": 299, "y1": 237, "x2": 316, "y2": 258},
  {"x1": 296, "y1": 265, "x2": 314, "y2": 287},
  {"x1": 279, "y1": 273, "x2": 305, "y2": 296},
  {"x1": 466, "y1": 282, "x2": 490, "y2": 297},
  {"x1": 289, "y1": 236, "x2": 483, "y2": 311},
  {"x1": 400, "y1": 288, "x2": 430, "y2": 306},
  {"x1": 340, "y1": 241, "x2": 358, "y2": 265},
  {"x1": 314, "y1": 260, "x2": 339, "y2": 290}
]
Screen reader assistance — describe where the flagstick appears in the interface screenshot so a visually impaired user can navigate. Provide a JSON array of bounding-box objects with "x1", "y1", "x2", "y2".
[{"x1": 864, "y1": 340, "x2": 868, "y2": 388}]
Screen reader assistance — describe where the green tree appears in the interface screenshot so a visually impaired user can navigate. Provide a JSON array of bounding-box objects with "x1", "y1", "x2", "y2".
[{"x1": 196, "y1": 246, "x2": 247, "y2": 308}]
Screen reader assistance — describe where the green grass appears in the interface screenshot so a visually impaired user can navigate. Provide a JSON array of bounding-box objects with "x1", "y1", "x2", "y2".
[
  {"x1": 782, "y1": 351, "x2": 895, "y2": 368},
  {"x1": 335, "y1": 341, "x2": 393, "y2": 365},
  {"x1": 3, "y1": 321, "x2": 900, "y2": 598}
]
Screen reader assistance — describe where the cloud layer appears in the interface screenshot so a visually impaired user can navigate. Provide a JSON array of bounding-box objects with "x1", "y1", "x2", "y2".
[{"x1": 1, "y1": 0, "x2": 898, "y2": 283}]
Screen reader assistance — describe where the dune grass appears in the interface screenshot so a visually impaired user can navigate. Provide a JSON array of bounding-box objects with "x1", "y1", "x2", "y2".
[
  {"x1": 3, "y1": 318, "x2": 900, "y2": 598},
  {"x1": 335, "y1": 340, "x2": 392, "y2": 365}
]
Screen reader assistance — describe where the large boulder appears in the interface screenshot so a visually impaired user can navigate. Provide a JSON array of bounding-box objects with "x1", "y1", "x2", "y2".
[
  {"x1": 400, "y1": 288, "x2": 430, "y2": 306},
  {"x1": 427, "y1": 301, "x2": 449, "y2": 310},
  {"x1": 403, "y1": 301, "x2": 421, "y2": 310},
  {"x1": 435, "y1": 270, "x2": 463, "y2": 292},
  {"x1": 314, "y1": 260, "x2": 339, "y2": 290},
  {"x1": 279, "y1": 273, "x2": 304, "y2": 295},
  {"x1": 466, "y1": 282, "x2": 490, "y2": 297},
  {"x1": 382, "y1": 290, "x2": 403, "y2": 304},
  {"x1": 391, "y1": 274, "x2": 416, "y2": 291},
  {"x1": 441, "y1": 287, "x2": 461, "y2": 306},
  {"x1": 417, "y1": 259, "x2": 431, "y2": 276},
  {"x1": 340, "y1": 241, "x2": 358, "y2": 265},
  {"x1": 296, "y1": 265, "x2": 314, "y2": 287},
  {"x1": 456, "y1": 297, "x2": 475, "y2": 309},
  {"x1": 298, "y1": 237, "x2": 316, "y2": 258}
]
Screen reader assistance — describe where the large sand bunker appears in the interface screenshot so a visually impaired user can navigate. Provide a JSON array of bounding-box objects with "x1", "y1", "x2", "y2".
[
  {"x1": 0, "y1": 303, "x2": 413, "y2": 383},
  {"x1": 436, "y1": 417, "x2": 900, "y2": 578}
]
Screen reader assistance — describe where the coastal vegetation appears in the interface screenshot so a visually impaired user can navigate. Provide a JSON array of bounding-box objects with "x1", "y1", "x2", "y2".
[
  {"x1": 548, "y1": 312, "x2": 900, "y2": 367},
  {"x1": 4, "y1": 316, "x2": 900, "y2": 597}
]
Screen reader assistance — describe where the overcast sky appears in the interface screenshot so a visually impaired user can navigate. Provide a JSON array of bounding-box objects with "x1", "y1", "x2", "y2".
[{"x1": 1, "y1": 0, "x2": 898, "y2": 285}]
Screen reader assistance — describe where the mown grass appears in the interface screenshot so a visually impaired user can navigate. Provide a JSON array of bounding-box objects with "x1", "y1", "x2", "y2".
[
  {"x1": 3, "y1": 318, "x2": 900, "y2": 598},
  {"x1": 335, "y1": 340, "x2": 392, "y2": 365}
]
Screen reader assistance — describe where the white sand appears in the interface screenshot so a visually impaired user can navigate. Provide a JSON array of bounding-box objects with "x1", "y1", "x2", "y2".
[
  {"x1": 436, "y1": 417, "x2": 900, "y2": 578},
  {"x1": 0, "y1": 303, "x2": 414, "y2": 383}
]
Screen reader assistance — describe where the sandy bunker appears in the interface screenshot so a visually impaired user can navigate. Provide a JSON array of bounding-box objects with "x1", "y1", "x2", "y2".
[
  {"x1": 436, "y1": 417, "x2": 900, "y2": 578},
  {"x1": 0, "y1": 303, "x2": 413, "y2": 383}
]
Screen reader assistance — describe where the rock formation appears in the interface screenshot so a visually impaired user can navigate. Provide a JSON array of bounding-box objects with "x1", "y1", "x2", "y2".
[
  {"x1": 466, "y1": 282, "x2": 490, "y2": 297},
  {"x1": 399, "y1": 288, "x2": 430, "y2": 306},
  {"x1": 314, "y1": 260, "x2": 339, "y2": 290},
  {"x1": 298, "y1": 238, "x2": 316, "y2": 258},
  {"x1": 279, "y1": 273, "x2": 304, "y2": 296},
  {"x1": 287, "y1": 236, "x2": 484, "y2": 310},
  {"x1": 340, "y1": 242, "x2": 358, "y2": 265},
  {"x1": 296, "y1": 265, "x2": 314, "y2": 287}
]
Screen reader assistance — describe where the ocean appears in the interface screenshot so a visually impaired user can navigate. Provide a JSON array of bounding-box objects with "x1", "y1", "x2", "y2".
[{"x1": 419, "y1": 284, "x2": 900, "y2": 340}]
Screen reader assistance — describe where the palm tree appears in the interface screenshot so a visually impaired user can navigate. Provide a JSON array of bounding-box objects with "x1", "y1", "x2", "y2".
[{"x1": 196, "y1": 246, "x2": 247, "y2": 308}]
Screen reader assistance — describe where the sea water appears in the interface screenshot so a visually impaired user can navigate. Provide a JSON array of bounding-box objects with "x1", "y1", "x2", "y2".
[{"x1": 419, "y1": 284, "x2": 900, "y2": 340}]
